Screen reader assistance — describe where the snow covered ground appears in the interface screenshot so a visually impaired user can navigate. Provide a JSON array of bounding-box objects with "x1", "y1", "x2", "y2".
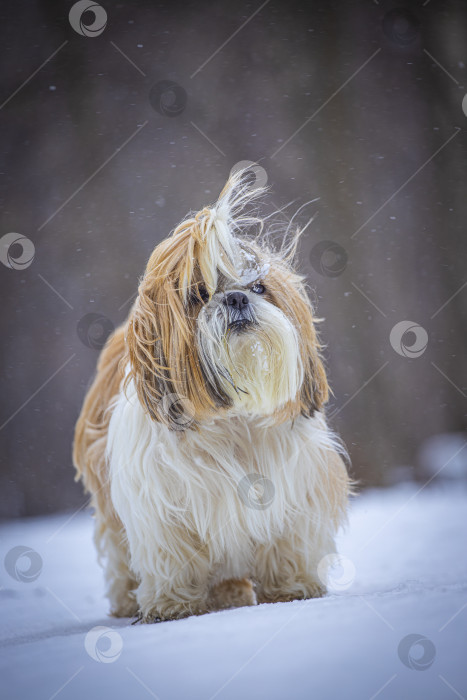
[{"x1": 1, "y1": 484, "x2": 466, "y2": 700}]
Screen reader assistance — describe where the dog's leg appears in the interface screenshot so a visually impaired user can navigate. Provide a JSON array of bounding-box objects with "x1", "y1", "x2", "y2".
[
  {"x1": 255, "y1": 449, "x2": 349, "y2": 604},
  {"x1": 254, "y1": 518, "x2": 334, "y2": 603},
  {"x1": 208, "y1": 578, "x2": 257, "y2": 611},
  {"x1": 136, "y1": 565, "x2": 210, "y2": 622},
  {"x1": 131, "y1": 532, "x2": 212, "y2": 622},
  {"x1": 95, "y1": 517, "x2": 139, "y2": 617}
]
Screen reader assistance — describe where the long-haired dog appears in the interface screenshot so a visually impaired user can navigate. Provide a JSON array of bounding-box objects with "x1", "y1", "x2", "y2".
[{"x1": 73, "y1": 170, "x2": 350, "y2": 622}]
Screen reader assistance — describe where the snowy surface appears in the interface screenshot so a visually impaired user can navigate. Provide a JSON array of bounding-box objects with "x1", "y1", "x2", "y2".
[{"x1": 1, "y1": 484, "x2": 466, "y2": 700}]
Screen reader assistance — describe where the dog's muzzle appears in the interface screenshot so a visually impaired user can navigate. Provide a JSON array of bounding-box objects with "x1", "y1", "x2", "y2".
[{"x1": 223, "y1": 291, "x2": 255, "y2": 331}]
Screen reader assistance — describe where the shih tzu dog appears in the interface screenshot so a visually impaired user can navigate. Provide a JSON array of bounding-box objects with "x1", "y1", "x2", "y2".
[{"x1": 73, "y1": 170, "x2": 350, "y2": 622}]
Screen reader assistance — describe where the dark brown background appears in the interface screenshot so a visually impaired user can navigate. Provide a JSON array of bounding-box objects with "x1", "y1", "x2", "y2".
[{"x1": 1, "y1": 0, "x2": 466, "y2": 518}]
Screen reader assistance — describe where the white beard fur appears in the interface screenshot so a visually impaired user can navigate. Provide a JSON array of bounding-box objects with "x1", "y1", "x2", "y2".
[
  {"x1": 106, "y1": 375, "x2": 348, "y2": 620},
  {"x1": 197, "y1": 293, "x2": 304, "y2": 415}
]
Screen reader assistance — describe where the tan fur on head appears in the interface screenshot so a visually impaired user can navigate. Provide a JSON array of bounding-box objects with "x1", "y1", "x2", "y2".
[
  {"x1": 73, "y1": 167, "x2": 350, "y2": 622},
  {"x1": 126, "y1": 170, "x2": 328, "y2": 428}
]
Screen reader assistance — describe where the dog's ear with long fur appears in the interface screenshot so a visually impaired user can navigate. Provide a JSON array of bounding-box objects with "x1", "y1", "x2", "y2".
[
  {"x1": 263, "y1": 261, "x2": 329, "y2": 417},
  {"x1": 125, "y1": 220, "x2": 238, "y2": 429},
  {"x1": 297, "y1": 302, "x2": 329, "y2": 416},
  {"x1": 125, "y1": 264, "x2": 228, "y2": 430}
]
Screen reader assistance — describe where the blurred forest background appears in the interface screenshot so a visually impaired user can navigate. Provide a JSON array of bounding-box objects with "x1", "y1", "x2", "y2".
[{"x1": 1, "y1": 0, "x2": 466, "y2": 518}]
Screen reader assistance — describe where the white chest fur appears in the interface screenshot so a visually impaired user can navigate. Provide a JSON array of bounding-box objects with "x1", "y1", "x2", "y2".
[{"x1": 107, "y1": 379, "x2": 341, "y2": 580}]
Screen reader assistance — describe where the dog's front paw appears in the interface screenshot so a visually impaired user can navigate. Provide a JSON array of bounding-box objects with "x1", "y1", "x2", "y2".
[
  {"x1": 256, "y1": 580, "x2": 326, "y2": 604},
  {"x1": 139, "y1": 596, "x2": 209, "y2": 623},
  {"x1": 110, "y1": 593, "x2": 139, "y2": 618}
]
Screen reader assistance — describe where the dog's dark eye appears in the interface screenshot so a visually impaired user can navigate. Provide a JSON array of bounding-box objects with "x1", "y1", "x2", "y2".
[
  {"x1": 250, "y1": 282, "x2": 265, "y2": 294},
  {"x1": 189, "y1": 286, "x2": 210, "y2": 304},
  {"x1": 199, "y1": 286, "x2": 210, "y2": 302}
]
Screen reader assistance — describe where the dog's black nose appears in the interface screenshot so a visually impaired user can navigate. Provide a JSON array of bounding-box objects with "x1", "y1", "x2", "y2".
[{"x1": 224, "y1": 291, "x2": 249, "y2": 309}]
